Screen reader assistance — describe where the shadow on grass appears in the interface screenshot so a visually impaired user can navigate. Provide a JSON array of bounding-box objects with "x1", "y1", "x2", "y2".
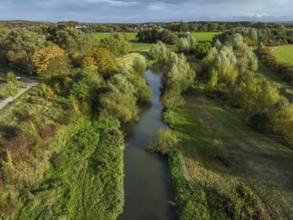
[{"x1": 0, "y1": 125, "x2": 19, "y2": 140}]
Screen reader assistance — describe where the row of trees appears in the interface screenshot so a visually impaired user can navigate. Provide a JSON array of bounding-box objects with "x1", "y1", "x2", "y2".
[
  {"x1": 149, "y1": 42, "x2": 195, "y2": 108},
  {"x1": 257, "y1": 47, "x2": 293, "y2": 84},
  {"x1": 202, "y1": 33, "x2": 293, "y2": 143},
  {"x1": 215, "y1": 27, "x2": 293, "y2": 46}
]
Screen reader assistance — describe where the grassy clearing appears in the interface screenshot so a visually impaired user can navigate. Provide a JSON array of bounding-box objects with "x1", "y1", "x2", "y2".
[
  {"x1": 92, "y1": 32, "x2": 136, "y2": 41},
  {"x1": 18, "y1": 121, "x2": 124, "y2": 220},
  {"x1": 0, "y1": 82, "x2": 125, "y2": 219},
  {"x1": 192, "y1": 32, "x2": 219, "y2": 43},
  {"x1": 130, "y1": 42, "x2": 153, "y2": 52},
  {"x1": 117, "y1": 52, "x2": 149, "y2": 71},
  {"x1": 272, "y1": 45, "x2": 293, "y2": 65},
  {"x1": 164, "y1": 92, "x2": 293, "y2": 219}
]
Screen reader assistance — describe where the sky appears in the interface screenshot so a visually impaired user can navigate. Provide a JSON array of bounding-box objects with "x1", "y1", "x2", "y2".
[{"x1": 0, "y1": 0, "x2": 292, "y2": 23}]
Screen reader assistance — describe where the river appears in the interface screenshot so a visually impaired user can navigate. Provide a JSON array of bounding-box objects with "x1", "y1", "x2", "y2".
[{"x1": 118, "y1": 69, "x2": 177, "y2": 220}]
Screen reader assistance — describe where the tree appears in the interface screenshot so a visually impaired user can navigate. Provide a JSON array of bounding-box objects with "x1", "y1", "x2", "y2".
[
  {"x1": 48, "y1": 28, "x2": 92, "y2": 65},
  {"x1": 99, "y1": 33, "x2": 130, "y2": 57},
  {"x1": 6, "y1": 72, "x2": 19, "y2": 101},
  {"x1": 159, "y1": 30, "x2": 180, "y2": 45},
  {"x1": 32, "y1": 43, "x2": 71, "y2": 79},
  {"x1": 81, "y1": 48, "x2": 118, "y2": 77},
  {"x1": 147, "y1": 129, "x2": 179, "y2": 155},
  {"x1": 107, "y1": 74, "x2": 135, "y2": 96},
  {"x1": 99, "y1": 92, "x2": 138, "y2": 122},
  {"x1": 132, "y1": 57, "x2": 147, "y2": 76},
  {"x1": 194, "y1": 42, "x2": 212, "y2": 59},
  {"x1": 3, "y1": 29, "x2": 45, "y2": 74},
  {"x1": 0, "y1": 27, "x2": 10, "y2": 64},
  {"x1": 149, "y1": 42, "x2": 168, "y2": 62}
]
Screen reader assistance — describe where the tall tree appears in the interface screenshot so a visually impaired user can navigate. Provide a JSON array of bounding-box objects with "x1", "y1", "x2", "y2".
[
  {"x1": 81, "y1": 48, "x2": 118, "y2": 77},
  {"x1": 3, "y1": 29, "x2": 45, "y2": 74},
  {"x1": 48, "y1": 28, "x2": 92, "y2": 65},
  {"x1": 32, "y1": 43, "x2": 71, "y2": 79},
  {"x1": 99, "y1": 33, "x2": 130, "y2": 57}
]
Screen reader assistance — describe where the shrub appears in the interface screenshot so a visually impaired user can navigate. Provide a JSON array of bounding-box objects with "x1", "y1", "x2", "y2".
[
  {"x1": 132, "y1": 57, "x2": 147, "y2": 76},
  {"x1": 147, "y1": 129, "x2": 179, "y2": 155},
  {"x1": 209, "y1": 139, "x2": 231, "y2": 166}
]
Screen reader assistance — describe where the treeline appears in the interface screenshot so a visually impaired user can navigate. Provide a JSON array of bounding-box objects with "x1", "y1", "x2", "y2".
[
  {"x1": 147, "y1": 42, "x2": 268, "y2": 219},
  {"x1": 2, "y1": 20, "x2": 292, "y2": 34},
  {"x1": 215, "y1": 27, "x2": 293, "y2": 46},
  {"x1": 137, "y1": 29, "x2": 210, "y2": 58},
  {"x1": 0, "y1": 24, "x2": 149, "y2": 218},
  {"x1": 257, "y1": 47, "x2": 293, "y2": 84},
  {"x1": 0, "y1": 26, "x2": 130, "y2": 76},
  {"x1": 148, "y1": 42, "x2": 195, "y2": 108},
  {"x1": 201, "y1": 33, "x2": 293, "y2": 144}
]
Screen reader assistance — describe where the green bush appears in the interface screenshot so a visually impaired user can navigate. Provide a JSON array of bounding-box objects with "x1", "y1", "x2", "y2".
[
  {"x1": 132, "y1": 57, "x2": 147, "y2": 76},
  {"x1": 147, "y1": 129, "x2": 179, "y2": 155},
  {"x1": 209, "y1": 139, "x2": 231, "y2": 167},
  {"x1": 168, "y1": 150, "x2": 211, "y2": 220}
]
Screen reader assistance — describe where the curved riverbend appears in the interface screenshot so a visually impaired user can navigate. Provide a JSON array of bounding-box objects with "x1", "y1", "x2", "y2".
[{"x1": 118, "y1": 70, "x2": 177, "y2": 220}]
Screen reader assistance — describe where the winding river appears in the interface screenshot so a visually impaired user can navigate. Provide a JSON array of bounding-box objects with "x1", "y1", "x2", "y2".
[{"x1": 118, "y1": 69, "x2": 177, "y2": 220}]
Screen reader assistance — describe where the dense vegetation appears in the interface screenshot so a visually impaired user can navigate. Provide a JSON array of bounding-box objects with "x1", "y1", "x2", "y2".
[
  {"x1": 0, "y1": 21, "x2": 293, "y2": 220},
  {"x1": 0, "y1": 25, "x2": 150, "y2": 219},
  {"x1": 148, "y1": 29, "x2": 292, "y2": 219}
]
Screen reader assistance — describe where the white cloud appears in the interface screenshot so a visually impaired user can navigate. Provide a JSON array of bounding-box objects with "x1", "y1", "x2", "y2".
[
  {"x1": 83, "y1": 0, "x2": 138, "y2": 6},
  {"x1": 147, "y1": 2, "x2": 173, "y2": 11}
]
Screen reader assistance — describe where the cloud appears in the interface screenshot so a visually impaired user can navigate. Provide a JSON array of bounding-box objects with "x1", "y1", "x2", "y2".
[
  {"x1": 0, "y1": 0, "x2": 292, "y2": 22},
  {"x1": 83, "y1": 0, "x2": 138, "y2": 6}
]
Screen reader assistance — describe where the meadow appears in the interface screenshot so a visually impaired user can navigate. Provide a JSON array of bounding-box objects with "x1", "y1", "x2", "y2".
[
  {"x1": 272, "y1": 45, "x2": 293, "y2": 65},
  {"x1": 191, "y1": 32, "x2": 219, "y2": 42}
]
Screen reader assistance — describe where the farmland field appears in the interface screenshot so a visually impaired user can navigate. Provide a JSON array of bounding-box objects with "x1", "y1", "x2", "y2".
[
  {"x1": 272, "y1": 45, "x2": 293, "y2": 65},
  {"x1": 192, "y1": 32, "x2": 219, "y2": 42}
]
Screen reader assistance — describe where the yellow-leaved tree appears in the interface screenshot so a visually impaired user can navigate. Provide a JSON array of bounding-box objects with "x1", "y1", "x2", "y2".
[{"x1": 32, "y1": 43, "x2": 71, "y2": 79}]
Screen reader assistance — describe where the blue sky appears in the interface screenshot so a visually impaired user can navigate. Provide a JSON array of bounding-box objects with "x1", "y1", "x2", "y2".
[{"x1": 0, "y1": 0, "x2": 292, "y2": 22}]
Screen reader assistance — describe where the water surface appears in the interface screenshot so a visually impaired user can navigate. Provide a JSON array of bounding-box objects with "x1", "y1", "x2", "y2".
[{"x1": 118, "y1": 70, "x2": 177, "y2": 220}]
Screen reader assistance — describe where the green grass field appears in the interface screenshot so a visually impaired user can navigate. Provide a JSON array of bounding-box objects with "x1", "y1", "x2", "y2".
[
  {"x1": 191, "y1": 32, "x2": 219, "y2": 42},
  {"x1": 91, "y1": 32, "x2": 136, "y2": 41},
  {"x1": 92, "y1": 32, "x2": 219, "y2": 52},
  {"x1": 272, "y1": 45, "x2": 293, "y2": 65},
  {"x1": 164, "y1": 92, "x2": 293, "y2": 219}
]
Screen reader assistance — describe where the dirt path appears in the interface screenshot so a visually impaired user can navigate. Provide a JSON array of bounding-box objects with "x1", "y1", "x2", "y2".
[{"x1": 0, "y1": 78, "x2": 40, "y2": 110}]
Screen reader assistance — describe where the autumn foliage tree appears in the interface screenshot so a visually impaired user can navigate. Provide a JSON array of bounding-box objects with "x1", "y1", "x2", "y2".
[
  {"x1": 81, "y1": 48, "x2": 118, "y2": 77},
  {"x1": 32, "y1": 43, "x2": 71, "y2": 79}
]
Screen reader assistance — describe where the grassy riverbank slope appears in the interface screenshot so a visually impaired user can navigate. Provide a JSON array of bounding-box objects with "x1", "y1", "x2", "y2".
[{"x1": 165, "y1": 91, "x2": 293, "y2": 219}]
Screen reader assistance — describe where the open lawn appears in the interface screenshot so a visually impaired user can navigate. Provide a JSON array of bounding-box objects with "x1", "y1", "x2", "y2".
[
  {"x1": 117, "y1": 52, "x2": 150, "y2": 72},
  {"x1": 272, "y1": 45, "x2": 293, "y2": 65},
  {"x1": 91, "y1": 32, "x2": 136, "y2": 41},
  {"x1": 191, "y1": 32, "x2": 219, "y2": 43},
  {"x1": 165, "y1": 92, "x2": 293, "y2": 219}
]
